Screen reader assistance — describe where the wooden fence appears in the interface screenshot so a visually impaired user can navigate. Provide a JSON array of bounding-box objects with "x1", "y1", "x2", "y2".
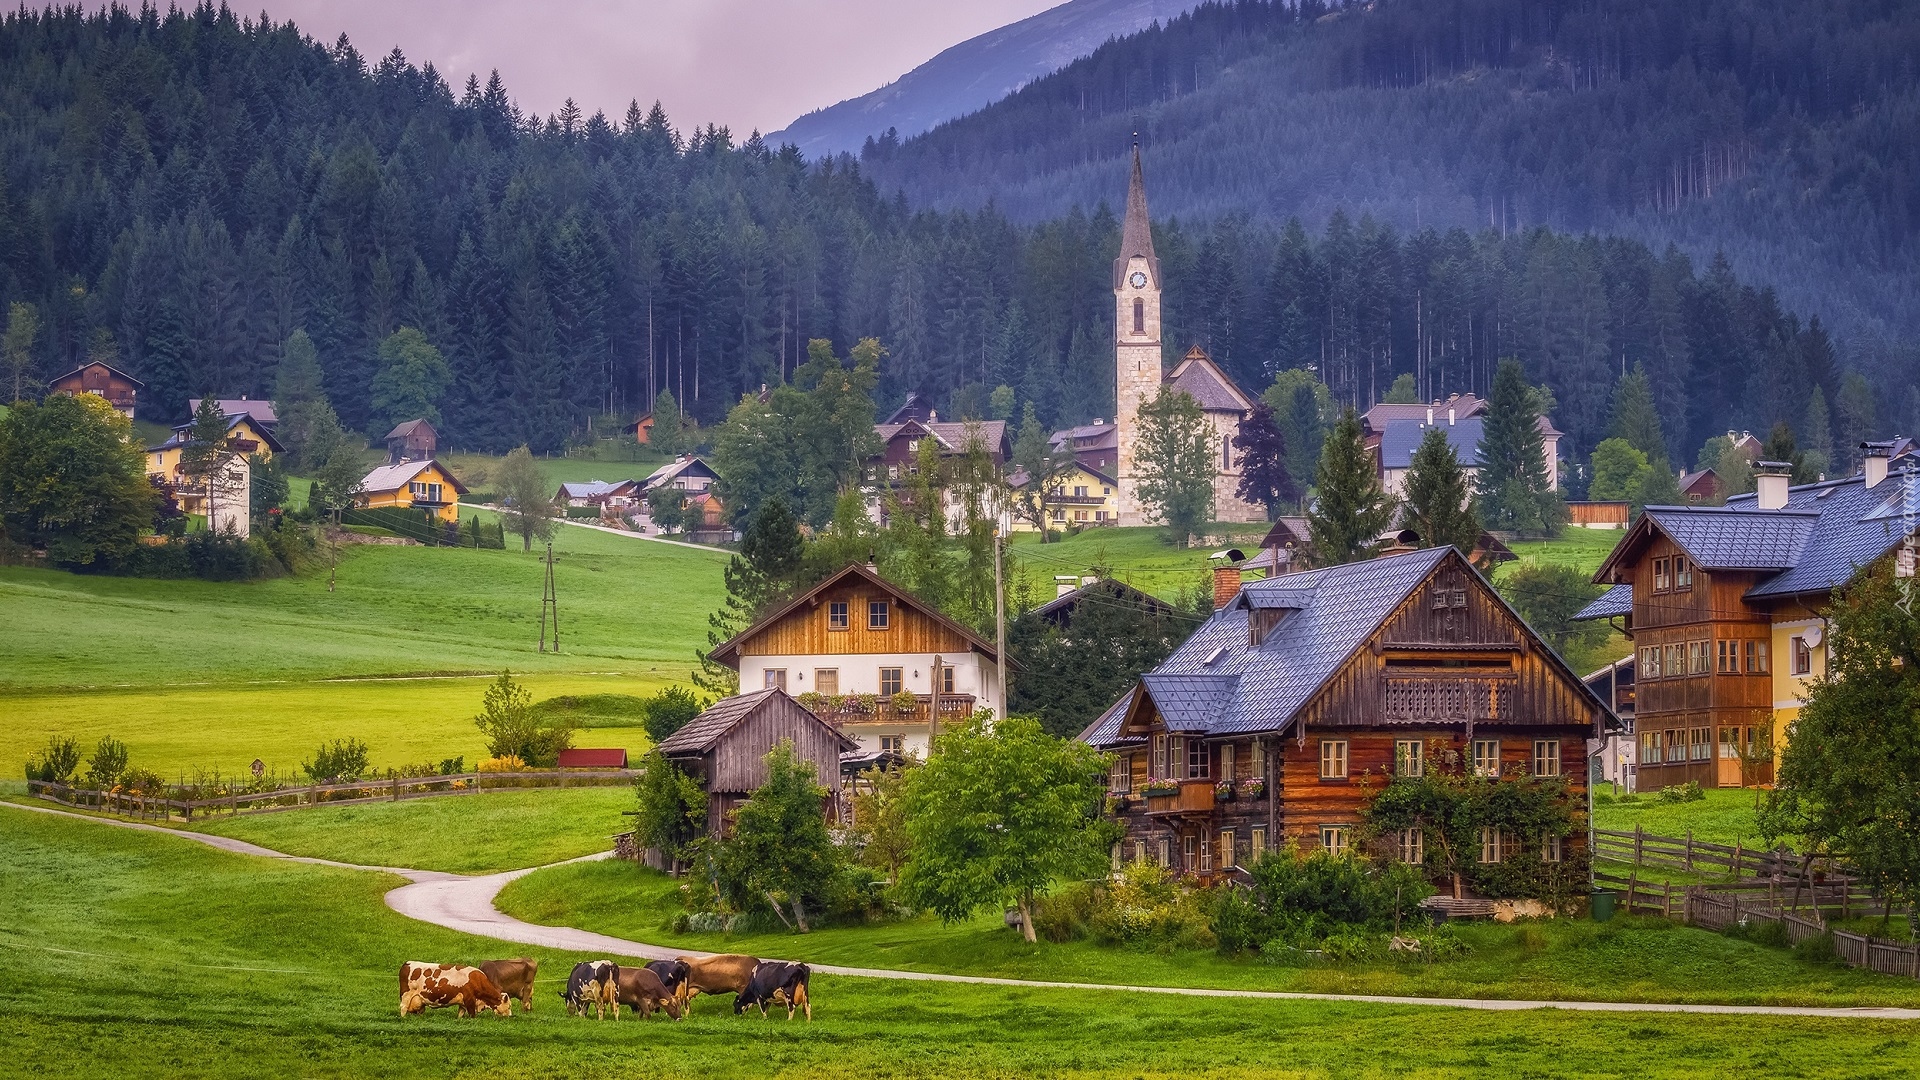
[
  {"x1": 1685, "y1": 888, "x2": 1920, "y2": 979},
  {"x1": 1593, "y1": 825, "x2": 1823, "y2": 879},
  {"x1": 27, "y1": 769, "x2": 637, "y2": 824}
]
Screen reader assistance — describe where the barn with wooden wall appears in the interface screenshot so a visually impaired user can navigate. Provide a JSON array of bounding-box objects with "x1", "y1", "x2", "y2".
[{"x1": 654, "y1": 688, "x2": 858, "y2": 834}]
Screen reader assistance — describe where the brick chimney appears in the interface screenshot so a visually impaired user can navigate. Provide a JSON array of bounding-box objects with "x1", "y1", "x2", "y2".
[
  {"x1": 1754, "y1": 461, "x2": 1792, "y2": 510},
  {"x1": 1212, "y1": 565, "x2": 1242, "y2": 610},
  {"x1": 1862, "y1": 441, "x2": 1893, "y2": 488}
]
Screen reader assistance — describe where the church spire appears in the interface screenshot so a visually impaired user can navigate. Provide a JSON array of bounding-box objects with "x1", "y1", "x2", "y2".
[{"x1": 1113, "y1": 135, "x2": 1160, "y2": 288}]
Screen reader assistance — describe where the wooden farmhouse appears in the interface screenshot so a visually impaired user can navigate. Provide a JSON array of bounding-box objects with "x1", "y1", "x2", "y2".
[
  {"x1": 654, "y1": 688, "x2": 857, "y2": 834},
  {"x1": 49, "y1": 361, "x2": 143, "y2": 419},
  {"x1": 1578, "y1": 445, "x2": 1920, "y2": 791},
  {"x1": 383, "y1": 418, "x2": 438, "y2": 463},
  {"x1": 1082, "y1": 546, "x2": 1610, "y2": 883},
  {"x1": 709, "y1": 562, "x2": 1008, "y2": 760}
]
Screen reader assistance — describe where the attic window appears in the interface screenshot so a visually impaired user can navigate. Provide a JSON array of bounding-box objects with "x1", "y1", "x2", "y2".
[{"x1": 1203, "y1": 645, "x2": 1226, "y2": 666}]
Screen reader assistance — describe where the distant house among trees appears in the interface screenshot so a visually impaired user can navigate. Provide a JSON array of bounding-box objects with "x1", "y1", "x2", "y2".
[
  {"x1": 868, "y1": 417, "x2": 1010, "y2": 481},
  {"x1": 1048, "y1": 418, "x2": 1119, "y2": 473},
  {"x1": 48, "y1": 361, "x2": 142, "y2": 419},
  {"x1": 554, "y1": 479, "x2": 640, "y2": 508},
  {"x1": 640, "y1": 454, "x2": 718, "y2": 496},
  {"x1": 187, "y1": 397, "x2": 276, "y2": 429},
  {"x1": 1367, "y1": 396, "x2": 1563, "y2": 498},
  {"x1": 1676, "y1": 467, "x2": 1720, "y2": 502},
  {"x1": 623, "y1": 413, "x2": 655, "y2": 445},
  {"x1": 383, "y1": 418, "x2": 438, "y2": 463},
  {"x1": 355, "y1": 458, "x2": 466, "y2": 523}
]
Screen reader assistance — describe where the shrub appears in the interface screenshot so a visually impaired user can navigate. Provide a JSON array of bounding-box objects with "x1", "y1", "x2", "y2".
[
  {"x1": 1792, "y1": 929, "x2": 1840, "y2": 965},
  {"x1": 25, "y1": 734, "x2": 81, "y2": 784},
  {"x1": 1211, "y1": 846, "x2": 1433, "y2": 954},
  {"x1": 1656, "y1": 780, "x2": 1705, "y2": 804},
  {"x1": 1320, "y1": 927, "x2": 1380, "y2": 962},
  {"x1": 302, "y1": 737, "x2": 370, "y2": 783},
  {"x1": 118, "y1": 766, "x2": 167, "y2": 795},
  {"x1": 438, "y1": 756, "x2": 466, "y2": 775},
  {"x1": 478, "y1": 755, "x2": 526, "y2": 772},
  {"x1": 641, "y1": 685, "x2": 705, "y2": 743},
  {"x1": 474, "y1": 671, "x2": 575, "y2": 767},
  {"x1": 1083, "y1": 861, "x2": 1215, "y2": 948},
  {"x1": 84, "y1": 736, "x2": 129, "y2": 790}
]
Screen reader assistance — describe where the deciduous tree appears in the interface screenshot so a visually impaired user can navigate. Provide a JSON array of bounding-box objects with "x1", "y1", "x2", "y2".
[
  {"x1": 1232, "y1": 399, "x2": 1294, "y2": 521},
  {"x1": 370, "y1": 328, "x2": 452, "y2": 431},
  {"x1": 720, "y1": 741, "x2": 840, "y2": 932},
  {"x1": 493, "y1": 445, "x2": 555, "y2": 550},
  {"x1": 1135, "y1": 386, "x2": 1214, "y2": 545},
  {"x1": 0, "y1": 394, "x2": 155, "y2": 566}
]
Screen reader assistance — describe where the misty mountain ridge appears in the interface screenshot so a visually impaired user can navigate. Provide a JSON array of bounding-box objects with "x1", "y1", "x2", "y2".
[{"x1": 770, "y1": 0, "x2": 1198, "y2": 159}]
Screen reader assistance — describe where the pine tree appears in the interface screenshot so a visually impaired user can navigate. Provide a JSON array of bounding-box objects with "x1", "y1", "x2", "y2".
[
  {"x1": 1476, "y1": 359, "x2": 1564, "y2": 536},
  {"x1": 696, "y1": 496, "x2": 806, "y2": 696},
  {"x1": 1399, "y1": 426, "x2": 1479, "y2": 555},
  {"x1": 1382, "y1": 372, "x2": 1418, "y2": 404},
  {"x1": 1760, "y1": 421, "x2": 1813, "y2": 484},
  {"x1": 650, "y1": 389, "x2": 686, "y2": 456},
  {"x1": 1608, "y1": 363, "x2": 1667, "y2": 464},
  {"x1": 1803, "y1": 387, "x2": 1834, "y2": 479},
  {"x1": 1308, "y1": 408, "x2": 1392, "y2": 565},
  {"x1": 1232, "y1": 399, "x2": 1293, "y2": 521},
  {"x1": 4, "y1": 301, "x2": 41, "y2": 403}
]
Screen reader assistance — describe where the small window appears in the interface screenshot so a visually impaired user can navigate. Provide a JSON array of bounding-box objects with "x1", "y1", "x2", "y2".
[
  {"x1": 828, "y1": 601, "x2": 850, "y2": 630},
  {"x1": 1219, "y1": 829, "x2": 1236, "y2": 870},
  {"x1": 1395, "y1": 740, "x2": 1424, "y2": 778},
  {"x1": 1532, "y1": 739, "x2": 1561, "y2": 777},
  {"x1": 1112, "y1": 842, "x2": 1123, "y2": 872},
  {"x1": 1662, "y1": 643, "x2": 1683, "y2": 677},
  {"x1": 1109, "y1": 755, "x2": 1131, "y2": 793},
  {"x1": 1249, "y1": 827, "x2": 1267, "y2": 863},
  {"x1": 1184, "y1": 834, "x2": 1197, "y2": 871},
  {"x1": 1073, "y1": 485, "x2": 1088, "y2": 497},
  {"x1": 1745, "y1": 640, "x2": 1769, "y2": 674},
  {"x1": 1791, "y1": 635, "x2": 1812, "y2": 676},
  {"x1": 1686, "y1": 640, "x2": 1704, "y2": 675},
  {"x1": 1249, "y1": 739, "x2": 1265, "y2": 779},
  {"x1": 1692, "y1": 726, "x2": 1711, "y2": 762},
  {"x1": 1398, "y1": 828, "x2": 1425, "y2": 865},
  {"x1": 1472, "y1": 739, "x2": 1501, "y2": 778},
  {"x1": 939, "y1": 666, "x2": 956, "y2": 694},
  {"x1": 1187, "y1": 739, "x2": 1210, "y2": 780},
  {"x1": 1674, "y1": 556, "x2": 1693, "y2": 590},
  {"x1": 764, "y1": 668, "x2": 787, "y2": 692},
  {"x1": 907, "y1": 438, "x2": 920, "y2": 453},
  {"x1": 1219, "y1": 743, "x2": 1236, "y2": 781},
  {"x1": 1320, "y1": 825, "x2": 1350, "y2": 856},
  {"x1": 1639, "y1": 730, "x2": 1664, "y2": 765},
  {"x1": 1319, "y1": 740, "x2": 1349, "y2": 780},
  {"x1": 1718, "y1": 639, "x2": 1737, "y2": 673},
  {"x1": 1640, "y1": 646, "x2": 1662, "y2": 679},
  {"x1": 1133, "y1": 839, "x2": 1147, "y2": 864},
  {"x1": 1074, "y1": 510, "x2": 1089, "y2": 522},
  {"x1": 868, "y1": 600, "x2": 890, "y2": 630},
  {"x1": 1152, "y1": 734, "x2": 1168, "y2": 779},
  {"x1": 878, "y1": 667, "x2": 903, "y2": 696},
  {"x1": 1542, "y1": 834, "x2": 1563, "y2": 864},
  {"x1": 1156, "y1": 838, "x2": 1170, "y2": 867},
  {"x1": 1132, "y1": 297, "x2": 1145, "y2": 334},
  {"x1": 1479, "y1": 826, "x2": 1505, "y2": 864},
  {"x1": 879, "y1": 734, "x2": 905, "y2": 754},
  {"x1": 814, "y1": 668, "x2": 838, "y2": 695},
  {"x1": 1653, "y1": 557, "x2": 1671, "y2": 591}
]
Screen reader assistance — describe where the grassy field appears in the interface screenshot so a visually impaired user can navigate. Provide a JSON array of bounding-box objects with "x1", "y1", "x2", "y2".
[
  {"x1": 4, "y1": 673, "x2": 671, "y2": 780},
  {"x1": 498, "y1": 859, "x2": 1920, "y2": 1009},
  {"x1": 190, "y1": 786, "x2": 635, "y2": 873},
  {"x1": 5, "y1": 809, "x2": 1914, "y2": 1079},
  {"x1": 1505, "y1": 527, "x2": 1625, "y2": 577},
  {"x1": 1593, "y1": 787, "x2": 1769, "y2": 849},
  {"x1": 1010, "y1": 523, "x2": 1271, "y2": 602}
]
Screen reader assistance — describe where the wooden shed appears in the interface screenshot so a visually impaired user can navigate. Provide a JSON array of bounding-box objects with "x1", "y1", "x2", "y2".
[
  {"x1": 654, "y1": 688, "x2": 858, "y2": 835},
  {"x1": 1568, "y1": 500, "x2": 1631, "y2": 528}
]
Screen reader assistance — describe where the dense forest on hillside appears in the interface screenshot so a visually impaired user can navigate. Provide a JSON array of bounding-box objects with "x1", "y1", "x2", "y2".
[
  {"x1": 865, "y1": 0, "x2": 1920, "y2": 373},
  {"x1": 0, "y1": 3, "x2": 1902, "y2": 466}
]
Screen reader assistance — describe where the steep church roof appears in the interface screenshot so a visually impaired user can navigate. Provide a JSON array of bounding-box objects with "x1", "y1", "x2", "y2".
[
  {"x1": 1112, "y1": 141, "x2": 1161, "y2": 290},
  {"x1": 1165, "y1": 346, "x2": 1254, "y2": 414}
]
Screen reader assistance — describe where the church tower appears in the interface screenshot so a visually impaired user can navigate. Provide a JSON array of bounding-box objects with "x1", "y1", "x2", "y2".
[{"x1": 1112, "y1": 141, "x2": 1162, "y2": 527}]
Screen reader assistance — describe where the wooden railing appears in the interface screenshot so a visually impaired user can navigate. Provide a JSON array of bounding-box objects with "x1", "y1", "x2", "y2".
[
  {"x1": 1594, "y1": 825, "x2": 1811, "y2": 879},
  {"x1": 1685, "y1": 888, "x2": 1920, "y2": 979},
  {"x1": 1145, "y1": 779, "x2": 1216, "y2": 815},
  {"x1": 26, "y1": 769, "x2": 636, "y2": 824},
  {"x1": 803, "y1": 694, "x2": 976, "y2": 727}
]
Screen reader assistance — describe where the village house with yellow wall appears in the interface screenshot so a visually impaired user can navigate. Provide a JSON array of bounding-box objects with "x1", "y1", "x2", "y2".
[
  {"x1": 1009, "y1": 462, "x2": 1120, "y2": 532},
  {"x1": 356, "y1": 458, "x2": 467, "y2": 522}
]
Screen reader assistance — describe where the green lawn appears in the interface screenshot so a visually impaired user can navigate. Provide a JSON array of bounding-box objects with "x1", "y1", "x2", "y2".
[
  {"x1": 440, "y1": 447, "x2": 671, "y2": 495},
  {"x1": 497, "y1": 859, "x2": 1920, "y2": 1009},
  {"x1": 1593, "y1": 787, "x2": 1770, "y2": 849},
  {"x1": 190, "y1": 786, "x2": 634, "y2": 873},
  {"x1": 1505, "y1": 527, "x2": 1625, "y2": 578},
  {"x1": 5, "y1": 810, "x2": 1914, "y2": 1078},
  {"x1": 1011, "y1": 523, "x2": 1270, "y2": 602},
  {"x1": 3, "y1": 673, "x2": 669, "y2": 780}
]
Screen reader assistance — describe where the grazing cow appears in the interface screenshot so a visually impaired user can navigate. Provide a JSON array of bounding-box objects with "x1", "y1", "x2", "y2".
[
  {"x1": 644, "y1": 959, "x2": 690, "y2": 999},
  {"x1": 560, "y1": 960, "x2": 620, "y2": 1019},
  {"x1": 397, "y1": 962, "x2": 512, "y2": 1018},
  {"x1": 614, "y1": 965, "x2": 683, "y2": 1020},
  {"x1": 734, "y1": 961, "x2": 811, "y2": 1021},
  {"x1": 674, "y1": 954, "x2": 758, "y2": 1012},
  {"x1": 480, "y1": 958, "x2": 539, "y2": 1014}
]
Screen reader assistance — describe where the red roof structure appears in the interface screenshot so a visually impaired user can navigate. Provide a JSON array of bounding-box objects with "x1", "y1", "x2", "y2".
[{"x1": 555, "y1": 748, "x2": 629, "y2": 769}]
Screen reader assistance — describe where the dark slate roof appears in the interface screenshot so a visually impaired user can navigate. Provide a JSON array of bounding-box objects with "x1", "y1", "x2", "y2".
[
  {"x1": 1574, "y1": 582, "x2": 1634, "y2": 621},
  {"x1": 385, "y1": 418, "x2": 435, "y2": 440},
  {"x1": 1078, "y1": 686, "x2": 1136, "y2": 746},
  {"x1": 1030, "y1": 578, "x2": 1175, "y2": 623},
  {"x1": 1166, "y1": 354, "x2": 1253, "y2": 413},
  {"x1": 1741, "y1": 465, "x2": 1920, "y2": 599},
  {"x1": 1378, "y1": 417, "x2": 1484, "y2": 470},
  {"x1": 1091, "y1": 547, "x2": 1451, "y2": 741},
  {"x1": 1361, "y1": 395, "x2": 1487, "y2": 434},
  {"x1": 1642, "y1": 506, "x2": 1817, "y2": 570},
  {"x1": 655, "y1": 689, "x2": 780, "y2": 755}
]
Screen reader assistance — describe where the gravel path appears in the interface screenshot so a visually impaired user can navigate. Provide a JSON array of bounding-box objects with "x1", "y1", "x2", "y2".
[{"x1": 13, "y1": 800, "x2": 1920, "y2": 1020}]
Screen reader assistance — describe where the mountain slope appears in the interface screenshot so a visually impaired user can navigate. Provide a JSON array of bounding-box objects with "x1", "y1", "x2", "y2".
[
  {"x1": 770, "y1": 0, "x2": 1198, "y2": 159},
  {"x1": 863, "y1": 0, "x2": 1920, "y2": 350}
]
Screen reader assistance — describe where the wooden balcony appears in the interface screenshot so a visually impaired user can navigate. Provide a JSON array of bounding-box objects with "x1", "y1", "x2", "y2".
[
  {"x1": 800, "y1": 693, "x2": 977, "y2": 728},
  {"x1": 1144, "y1": 779, "x2": 1216, "y2": 815}
]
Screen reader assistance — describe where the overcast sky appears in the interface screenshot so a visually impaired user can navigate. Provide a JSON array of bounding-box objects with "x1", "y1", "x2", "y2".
[{"x1": 264, "y1": 0, "x2": 1062, "y2": 135}]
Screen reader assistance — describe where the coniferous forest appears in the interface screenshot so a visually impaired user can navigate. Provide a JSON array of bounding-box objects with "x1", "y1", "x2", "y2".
[{"x1": 0, "y1": 2, "x2": 1909, "y2": 468}]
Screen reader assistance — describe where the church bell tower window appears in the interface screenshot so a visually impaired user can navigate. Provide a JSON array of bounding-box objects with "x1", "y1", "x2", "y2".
[{"x1": 1132, "y1": 297, "x2": 1145, "y2": 335}]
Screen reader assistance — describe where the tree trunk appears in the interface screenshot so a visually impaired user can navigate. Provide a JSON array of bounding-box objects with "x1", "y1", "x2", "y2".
[
  {"x1": 1452, "y1": 871, "x2": 1463, "y2": 900},
  {"x1": 1017, "y1": 890, "x2": 1037, "y2": 944},
  {"x1": 793, "y1": 897, "x2": 809, "y2": 934}
]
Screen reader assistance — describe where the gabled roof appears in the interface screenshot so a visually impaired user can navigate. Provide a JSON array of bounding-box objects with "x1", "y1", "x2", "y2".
[
  {"x1": 882, "y1": 391, "x2": 936, "y2": 425},
  {"x1": 1088, "y1": 546, "x2": 1607, "y2": 744},
  {"x1": 1259, "y1": 517, "x2": 1311, "y2": 550},
  {"x1": 1078, "y1": 685, "x2": 1138, "y2": 746},
  {"x1": 655, "y1": 688, "x2": 858, "y2": 757},
  {"x1": 1049, "y1": 422, "x2": 1117, "y2": 451},
  {"x1": 641, "y1": 456, "x2": 719, "y2": 487},
  {"x1": 153, "y1": 413, "x2": 286, "y2": 455},
  {"x1": 557, "y1": 479, "x2": 636, "y2": 499},
  {"x1": 1165, "y1": 347, "x2": 1254, "y2": 413},
  {"x1": 1574, "y1": 582, "x2": 1634, "y2": 621},
  {"x1": 708, "y1": 562, "x2": 1009, "y2": 667},
  {"x1": 1010, "y1": 462, "x2": 1117, "y2": 490},
  {"x1": 1677, "y1": 467, "x2": 1717, "y2": 495},
  {"x1": 1029, "y1": 577, "x2": 1177, "y2": 624},
  {"x1": 1379, "y1": 416, "x2": 1485, "y2": 470},
  {"x1": 52, "y1": 360, "x2": 144, "y2": 388},
  {"x1": 188, "y1": 397, "x2": 277, "y2": 426},
  {"x1": 385, "y1": 418, "x2": 436, "y2": 440},
  {"x1": 875, "y1": 419, "x2": 1009, "y2": 455},
  {"x1": 358, "y1": 457, "x2": 468, "y2": 495},
  {"x1": 1593, "y1": 505, "x2": 1818, "y2": 582}
]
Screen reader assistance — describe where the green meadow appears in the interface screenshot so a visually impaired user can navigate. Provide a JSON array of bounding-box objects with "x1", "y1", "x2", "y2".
[{"x1": 4, "y1": 808, "x2": 1915, "y2": 1080}]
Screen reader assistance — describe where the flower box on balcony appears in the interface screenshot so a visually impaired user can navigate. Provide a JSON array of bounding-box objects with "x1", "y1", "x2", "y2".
[
  {"x1": 1238, "y1": 778, "x2": 1266, "y2": 800},
  {"x1": 1141, "y1": 780, "x2": 1179, "y2": 798},
  {"x1": 1214, "y1": 780, "x2": 1237, "y2": 801}
]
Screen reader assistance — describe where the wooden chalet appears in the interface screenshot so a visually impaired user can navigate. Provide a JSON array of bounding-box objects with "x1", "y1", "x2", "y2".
[
  {"x1": 49, "y1": 361, "x2": 142, "y2": 419},
  {"x1": 384, "y1": 418, "x2": 439, "y2": 463},
  {"x1": 1082, "y1": 546, "x2": 1609, "y2": 883},
  {"x1": 869, "y1": 417, "x2": 1009, "y2": 482},
  {"x1": 654, "y1": 688, "x2": 857, "y2": 834}
]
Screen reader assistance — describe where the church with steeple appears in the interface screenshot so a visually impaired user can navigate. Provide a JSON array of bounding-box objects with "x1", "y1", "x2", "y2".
[{"x1": 1111, "y1": 143, "x2": 1264, "y2": 527}]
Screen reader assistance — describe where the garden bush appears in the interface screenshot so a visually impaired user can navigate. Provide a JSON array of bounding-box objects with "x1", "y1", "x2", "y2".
[
  {"x1": 24, "y1": 735, "x2": 81, "y2": 784},
  {"x1": 302, "y1": 738, "x2": 370, "y2": 783},
  {"x1": 1033, "y1": 861, "x2": 1214, "y2": 949},
  {"x1": 474, "y1": 672, "x2": 575, "y2": 767},
  {"x1": 1211, "y1": 847, "x2": 1431, "y2": 955},
  {"x1": 1656, "y1": 780, "x2": 1705, "y2": 804},
  {"x1": 83, "y1": 736, "x2": 129, "y2": 789}
]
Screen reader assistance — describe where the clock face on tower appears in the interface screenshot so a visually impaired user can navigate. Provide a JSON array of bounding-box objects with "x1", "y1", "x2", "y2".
[{"x1": 1128, "y1": 271, "x2": 1148, "y2": 289}]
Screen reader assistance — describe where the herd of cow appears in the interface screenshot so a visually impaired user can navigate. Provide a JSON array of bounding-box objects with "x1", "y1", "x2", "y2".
[{"x1": 396, "y1": 955, "x2": 812, "y2": 1022}]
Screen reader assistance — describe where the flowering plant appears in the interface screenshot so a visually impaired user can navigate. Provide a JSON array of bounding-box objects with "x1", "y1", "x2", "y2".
[
  {"x1": 1142, "y1": 778, "x2": 1180, "y2": 797},
  {"x1": 1238, "y1": 778, "x2": 1266, "y2": 799}
]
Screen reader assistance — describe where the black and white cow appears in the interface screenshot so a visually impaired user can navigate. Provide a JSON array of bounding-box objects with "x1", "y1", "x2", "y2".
[
  {"x1": 733, "y1": 960, "x2": 810, "y2": 1021},
  {"x1": 560, "y1": 960, "x2": 619, "y2": 1019}
]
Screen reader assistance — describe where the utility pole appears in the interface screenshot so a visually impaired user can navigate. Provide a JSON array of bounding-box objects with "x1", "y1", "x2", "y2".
[
  {"x1": 928, "y1": 655, "x2": 942, "y2": 750},
  {"x1": 539, "y1": 542, "x2": 560, "y2": 652},
  {"x1": 994, "y1": 529, "x2": 1007, "y2": 722}
]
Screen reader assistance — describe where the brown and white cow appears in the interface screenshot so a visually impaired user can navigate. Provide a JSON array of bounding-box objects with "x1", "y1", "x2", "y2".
[
  {"x1": 673, "y1": 954, "x2": 758, "y2": 1013},
  {"x1": 613, "y1": 965, "x2": 683, "y2": 1020},
  {"x1": 398, "y1": 962, "x2": 513, "y2": 1018},
  {"x1": 480, "y1": 958, "x2": 539, "y2": 1014}
]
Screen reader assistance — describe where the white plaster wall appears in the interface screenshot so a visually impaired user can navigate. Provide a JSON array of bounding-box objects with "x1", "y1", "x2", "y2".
[{"x1": 740, "y1": 650, "x2": 1002, "y2": 718}]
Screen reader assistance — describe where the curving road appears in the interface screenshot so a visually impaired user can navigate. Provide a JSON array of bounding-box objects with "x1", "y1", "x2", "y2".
[{"x1": 12, "y1": 801, "x2": 1920, "y2": 1020}]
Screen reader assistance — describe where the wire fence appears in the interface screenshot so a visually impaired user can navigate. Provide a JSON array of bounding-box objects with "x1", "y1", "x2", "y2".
[{"x1": 27, "y1": 770, "x2": 635, "y2": 824}]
